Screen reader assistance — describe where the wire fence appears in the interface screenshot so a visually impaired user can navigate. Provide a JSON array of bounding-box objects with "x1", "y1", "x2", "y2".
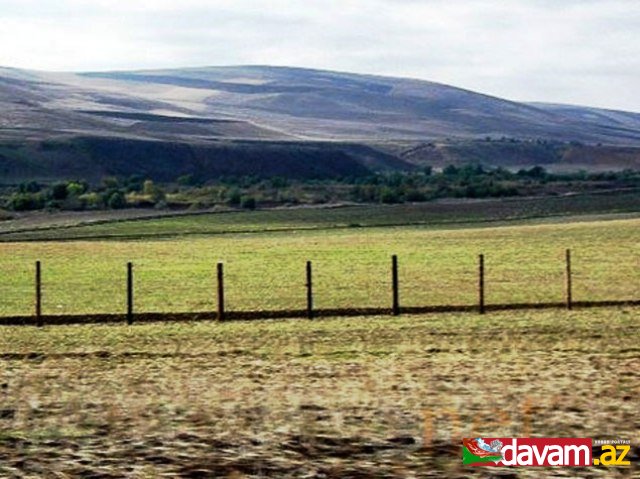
[{"x1": 0, "y1": 248, "x2": 638, "y2": 326}]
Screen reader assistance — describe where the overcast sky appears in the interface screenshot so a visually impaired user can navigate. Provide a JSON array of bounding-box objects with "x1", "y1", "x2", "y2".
[{"x1": 1, "y1": 0, "x2": 639, "y2": 111}]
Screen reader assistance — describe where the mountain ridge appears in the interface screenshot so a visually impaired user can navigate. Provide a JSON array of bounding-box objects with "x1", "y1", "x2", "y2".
[
  {"x1": 3, "y1": 64, "x2": 640, "y2": 144},
  {"x1": 2, "y1": 64, "x2": 640, "y2": 182}
]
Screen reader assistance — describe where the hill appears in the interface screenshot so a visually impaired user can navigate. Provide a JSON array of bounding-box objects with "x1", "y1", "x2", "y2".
[{"x1": 2, "y1": 65, "x2": 640, "y2": 182}]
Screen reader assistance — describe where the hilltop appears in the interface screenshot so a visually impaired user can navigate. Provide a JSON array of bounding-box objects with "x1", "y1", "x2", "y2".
[{"x1": 2, "y1": 65, "x2": 640, "y2": 181}]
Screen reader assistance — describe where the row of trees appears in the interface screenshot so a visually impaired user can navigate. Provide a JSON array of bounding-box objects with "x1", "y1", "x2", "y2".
[
  {"x1": 3, "y1": 166, "x2": 640, "y2": 211},
  {"x1": 4, "y1": 176, "x2": 259, "y2": 212},
  {"x1": 6, "y1": 178, "x2": 165, "y2": 211}
]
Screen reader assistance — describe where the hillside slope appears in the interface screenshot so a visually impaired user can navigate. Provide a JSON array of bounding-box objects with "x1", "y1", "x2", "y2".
[
  {"x1": 77, "y1": 65, "x2": 640, "y2": 144},
  {"x1": 2, "y1": 65, "x2": 640, "y2": 181}
]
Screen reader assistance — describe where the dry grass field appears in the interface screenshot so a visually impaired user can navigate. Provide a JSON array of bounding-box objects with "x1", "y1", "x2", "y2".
[
  {"x1": 0, "y1": 215, "x2": 638, "y2": 477},
  {"x1": 0, "y1": 308, "x2": 638, "y2": 478}
]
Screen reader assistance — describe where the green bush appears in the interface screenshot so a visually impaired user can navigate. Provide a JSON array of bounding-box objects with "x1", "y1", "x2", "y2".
[
  {"x1": 227, "y1": 189, "x2": 242, "y2": 207},
  {"x1": 81, "y1": 192, "x2": 103, "y2": 210},
  {"x1": 51, "y1": 182, "x2": 69, "y2": 200},
  {"x1": 107, "y1": 191, "x2": 126, "y2": 209},
  {"x1": 405, "y1": 189, "x2": 427, "y2": 202},
  {"x1": 125, "y1": 175, "x2": 144, "y2": 192},
  {"x1": 240, "y1": 196, "x2": 257, "y2": 210},
  {"x1": 66, "y1": 181, "x2": 86, "y2": 197},
  {"x1": 18, "y1": 181, "x2": 41, "y2": 194},
  {"x1": 177, "y1": 174, "x2": 200, "y2": 187},
  {"x1": 7, "y1": 193, "x2": 45, "y2": 211},
  {"x1": 380, "y1": 187, "x2": 403, "y2": 204}
]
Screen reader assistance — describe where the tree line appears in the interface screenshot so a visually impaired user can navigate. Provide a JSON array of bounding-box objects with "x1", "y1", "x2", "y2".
[{"x1": 2, "y1": 166, "x2": 639, "y2": 212}]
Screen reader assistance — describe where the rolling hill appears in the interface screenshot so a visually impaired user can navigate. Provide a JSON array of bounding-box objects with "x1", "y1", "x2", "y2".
[{"x1": 2, "y1": 64, "x2": 640, "y2": 182}]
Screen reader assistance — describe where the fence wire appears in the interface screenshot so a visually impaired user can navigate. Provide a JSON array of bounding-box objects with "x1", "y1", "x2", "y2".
[{"x1": 0, "y1": 246, "x2": 637, "y2": 318}]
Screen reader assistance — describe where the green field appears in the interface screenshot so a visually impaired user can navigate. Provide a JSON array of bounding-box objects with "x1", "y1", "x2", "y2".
[
  {"x1": 1, "y1": 308, "x2": 638, "y2": 477},
  {"x1": 2, "y1": 190, "x2": 640, "y2": 242},
  {"x1": 0, "y1": 215, "x2": 638, "y2": 317}
]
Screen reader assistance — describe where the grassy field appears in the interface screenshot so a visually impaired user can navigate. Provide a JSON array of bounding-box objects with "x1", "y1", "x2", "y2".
[
  {"x1": 0, "y1": 308, "x2": 638, "y2": 477},
  {"x1": 0, "y1": 212, "x2": 638, "y2": 477},
  {"x1": 2, "y1": 189, "x2": 640, "y2": 242},
  {"x1": 0, "y1": 217, "x2": 638, "y2": 317}
]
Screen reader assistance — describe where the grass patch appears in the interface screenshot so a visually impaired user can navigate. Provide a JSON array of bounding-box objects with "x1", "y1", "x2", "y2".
[
  {"x1": 2, "y1": 190, "x2": 640, "y2": 242},
  {"x1": 0, "y1": 218, "x2": 638, "y2": 316}
]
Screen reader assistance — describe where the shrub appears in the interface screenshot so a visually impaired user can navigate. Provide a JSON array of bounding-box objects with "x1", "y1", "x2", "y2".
[
  {"x1": 227, "y1": 189, "x2": 242, "y2": 207},
  {"x1": 51, "y1": 182, "x2": 69, "y2": 200},
  {"x1": 101, "y1": 176, "x2": 120, "y2": 189},
  {"x1": 7, "y1": 193, "x2": 44, "y2": 211},
  {"x1": 270, "y1": 176, "x2": 289, "y2": 188},
  {"x1": 18, "y1": 181, "x2": 41, "y2": 193},
  {"x1": 107, "y1": 191, "x2": 126, "y2": 209},
  {"x1": 177, "y1": 174, "x2": 197, "y2": 187},
  {"x1": 61, "y1": 195, "x2": 86, "y2": 211},
  {"x1": 125, "y1": 175, "x2": 144, "y2": 192},
  {"x1": 443, "y1": 165, "x2": 459, "y2": 176},
  {"x1": 405, "y1": 189, "x2": 427, "y2": 202},
  {"x1": 66, "y1": 181, "x2": 86, "y2": 197},
  {"x1": 81, "y1": 192, "x2": 103, "y2": 210},
  {"x1": 240, "y1": 196, "x2": 257, "y2": 210},
  {"x1": 380, "y1": 187, "x2": 402, "y2": 204},
  {"x1": 143, "y1": 180, "x2": 166, "y2": 203}
]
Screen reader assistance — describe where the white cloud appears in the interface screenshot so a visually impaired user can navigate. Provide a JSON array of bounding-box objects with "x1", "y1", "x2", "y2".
[{"x1": 0, "y1": 0, "x2": 638, "y2": 110}]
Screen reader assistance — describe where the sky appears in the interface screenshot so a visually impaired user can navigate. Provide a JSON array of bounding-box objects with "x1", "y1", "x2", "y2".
[{"x1": 1, "y1": 0, "x2": 639, "y2": 111}]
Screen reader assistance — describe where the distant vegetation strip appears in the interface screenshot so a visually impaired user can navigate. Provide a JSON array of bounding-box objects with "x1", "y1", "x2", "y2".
[
  {"x1": 1, "y1": 189, "x2": 640, "y2": 241},
  {"x1": 3, "y1": 165, "x2": 640, "y2": 214}
]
